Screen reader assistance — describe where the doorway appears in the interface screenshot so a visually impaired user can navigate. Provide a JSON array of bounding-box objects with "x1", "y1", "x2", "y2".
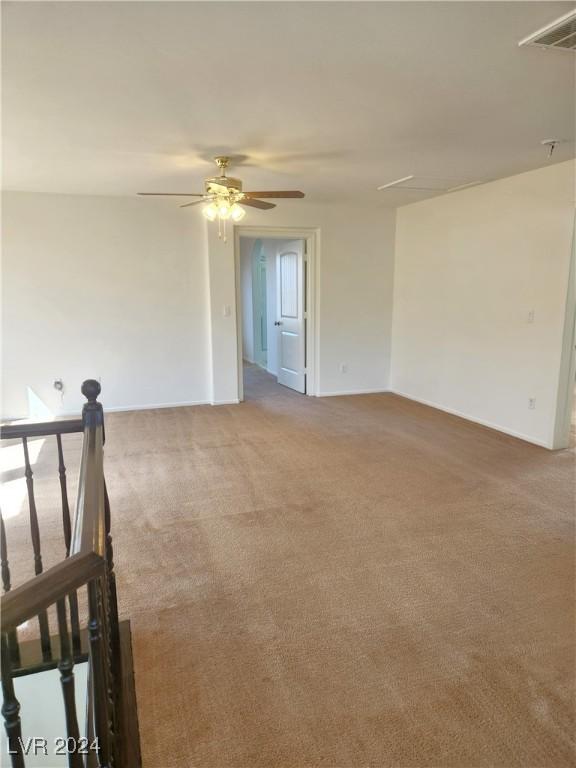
[{"x1": 235, "y1": 228, "x2": 318, "y2": 402}]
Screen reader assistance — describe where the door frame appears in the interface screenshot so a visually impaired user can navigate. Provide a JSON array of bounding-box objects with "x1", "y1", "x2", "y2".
[
  {"x1": 234, "y1": 226, "x2": 320, "y2": 401},
  {"x1": 552, "y1": 215, "x2": 576, "y2": 449}
]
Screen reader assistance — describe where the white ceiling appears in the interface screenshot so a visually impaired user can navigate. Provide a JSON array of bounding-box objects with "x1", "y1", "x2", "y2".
[{"x1": 2, "y1": 1, "x2": 574, "y2": 206}]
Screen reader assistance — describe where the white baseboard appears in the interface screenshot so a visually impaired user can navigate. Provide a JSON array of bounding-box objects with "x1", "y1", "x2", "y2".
[
  {"x1": 317, "y1": 388, "x2": 390, "y2": 397},
  {"x1": 109, "y1": 400, "x2": 211, "y2": 413},
  {"x1": 58, "y1": 398, "x2": 241, "y2": 415},
  {"x1": 59, "y1": 400, "x2": 210, "y2": 416},
  {"x1": 390, "y1": 389, "x2": 550, "y2": 449}
]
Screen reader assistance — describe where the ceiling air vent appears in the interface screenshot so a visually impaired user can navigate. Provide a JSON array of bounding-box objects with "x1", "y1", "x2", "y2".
[
  {"x1": 377, "y1": 176, "x2": 482, "y2": 194},
  {"x1": 518, "y1": 9, "x2": 576, "y2": 51}
]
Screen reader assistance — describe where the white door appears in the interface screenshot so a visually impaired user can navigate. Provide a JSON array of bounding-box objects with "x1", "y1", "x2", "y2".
[{"x1": 276, "y1": 240, "x2": 306, "y2": 393}]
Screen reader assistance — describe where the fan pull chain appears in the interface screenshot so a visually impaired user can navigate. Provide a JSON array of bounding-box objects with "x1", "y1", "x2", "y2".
[{"x1": 217, "y1": 216, "x2": 227, "y2": 243}]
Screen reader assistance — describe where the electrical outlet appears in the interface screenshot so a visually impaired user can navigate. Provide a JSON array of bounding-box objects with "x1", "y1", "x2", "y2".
[
  {"x1": 528, "y1": 398, "x2": 536, "y2": 410},
  {"x1": 339, "y1": 363, "x2": 348, "y2": 374},
  {"x1": 527, "y1": 310, "x2": 535, "y2": 323}
]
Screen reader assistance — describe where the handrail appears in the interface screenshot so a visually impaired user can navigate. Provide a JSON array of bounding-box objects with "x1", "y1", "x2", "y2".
[
  {"x1": 1, "y1": 552, "x2": 104, "y2": 633},
  {"x1": 70, "y1": 423, "x2": 106, "y2": 558},
  {"x1": 0, "y1": 419, "x2": 84, "y2": 440}
]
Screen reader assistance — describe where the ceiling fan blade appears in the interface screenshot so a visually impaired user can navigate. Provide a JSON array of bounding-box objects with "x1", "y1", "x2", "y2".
[
  {"x1": 180, "y1": 199, "x2": 207, "y2": 208},
  {"x1": 241, "y1": 199, "x2": 276, "y2": 210},
  {"x1": 137, "y1": 192, "x2": 204, "y2": 196},
  {"x1": 244, "y1": 191, "x2": 305, "y2": 198}
]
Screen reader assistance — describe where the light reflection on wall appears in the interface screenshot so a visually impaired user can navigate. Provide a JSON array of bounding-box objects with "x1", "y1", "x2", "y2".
[{"x1": 0, "y1": 438, "x2": 45, "y2": 519}]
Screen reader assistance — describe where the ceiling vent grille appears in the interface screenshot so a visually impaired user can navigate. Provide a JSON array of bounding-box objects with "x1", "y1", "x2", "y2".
[
  {"x1": 518, "y1": 9, "x2": 576, "y2": 51},
  {"x1": 377, "y1": 176, "x2": 482, "y2": 194}
]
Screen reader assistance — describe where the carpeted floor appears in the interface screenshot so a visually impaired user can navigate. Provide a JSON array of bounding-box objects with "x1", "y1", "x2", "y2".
[{"x1": 2, "y1": 365, "x2": 575, "y2": 767}]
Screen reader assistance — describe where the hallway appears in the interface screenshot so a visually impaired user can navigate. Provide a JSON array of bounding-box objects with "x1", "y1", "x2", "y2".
[{"x1": 243, "y1": 362, "x2": 305, "y2": 401}]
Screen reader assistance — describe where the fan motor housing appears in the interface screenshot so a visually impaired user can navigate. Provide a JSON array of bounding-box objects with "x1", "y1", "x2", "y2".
[{"x1": 206, "y1": 176, "x2": 243, "y2": 194}]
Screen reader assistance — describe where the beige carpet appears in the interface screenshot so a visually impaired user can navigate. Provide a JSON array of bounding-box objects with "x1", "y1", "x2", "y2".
[{"x1": 2, "y1": 365, "x2": 575, "y2": 767}]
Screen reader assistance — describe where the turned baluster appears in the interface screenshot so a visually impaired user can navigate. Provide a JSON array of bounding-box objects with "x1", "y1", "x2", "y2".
[
  {"x1": 57, "y1": 434, "x2": 72, "y2": 553},
  {"x1": 22, "y1": 437, "x2": 51, "y2": 661},
  {"x1": 56, "y1": 434, "x2": 82, "y2": 655},
  {"x1": 0, "y1": 513, "x2": 21, "y2": 668},
  {"x1": 0, "y1": 513, "x2": 10, "y2": 591},
  {"x1": 21, "y1": 437, "x2": 42, "y2": 575},
  {"x1": 56, "y1": 598, "x2": 83, "y2": 768},
  {"x1": 1, "y1": 633, "x2": 24, "y2": 768}
]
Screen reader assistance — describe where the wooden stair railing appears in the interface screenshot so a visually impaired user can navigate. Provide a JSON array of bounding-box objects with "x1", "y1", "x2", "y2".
[
  {"x1": 1, "y1": 415, "x2": 85, "y2": 670},
  {"x1": 0, "y1": 381, "x2": 141, "y2": 768}
]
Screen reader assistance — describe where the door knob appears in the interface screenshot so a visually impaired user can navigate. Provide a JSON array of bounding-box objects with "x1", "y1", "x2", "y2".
[{"x1": 274, "y1": 321, "x2": 282, "y2": 326}]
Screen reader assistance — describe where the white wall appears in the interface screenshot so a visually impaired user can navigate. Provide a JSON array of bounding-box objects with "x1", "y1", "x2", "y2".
[
  {"x1": 239, "y1": 237, "x2": 255, "y2": 364},
  {"x1": 391, "y1": 161, "x2": 575, "y2": 448},
  {"x1": 2, "y1": 194, "x2": 396, "y2": 416},
  {"x1": 2, "y1": 192, "x2": 210, "y2": 417},
  {"x1": 4, "y1": 169, "x2": 571, "y2": 448}
]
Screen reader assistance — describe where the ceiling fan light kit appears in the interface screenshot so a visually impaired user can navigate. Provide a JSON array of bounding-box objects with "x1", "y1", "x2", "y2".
[{"x1": 138, "y1": 156, "x2": 305, "y2": 242}]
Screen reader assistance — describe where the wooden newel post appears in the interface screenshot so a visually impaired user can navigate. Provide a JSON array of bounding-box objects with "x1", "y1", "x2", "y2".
[
  {"x1": 81, "y1": 380, "x2": 120, "y2": 765},
  {"x1": 88, "y1": 580, "x2": 113, "y2": 768}
]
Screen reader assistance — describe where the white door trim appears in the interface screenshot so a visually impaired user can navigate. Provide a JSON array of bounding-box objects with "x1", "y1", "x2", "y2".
[
  {"x1": 234, "y1": 226, "x2": 320, "y2": 401},
  {"x1": 552, "y1": 214, "x2": 576, "y2": 449}
]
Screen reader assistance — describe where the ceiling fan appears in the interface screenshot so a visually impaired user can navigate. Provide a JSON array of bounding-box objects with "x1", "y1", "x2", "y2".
[{"x1": 138, "y1": 156, "x2": 305, "y2": 239}]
